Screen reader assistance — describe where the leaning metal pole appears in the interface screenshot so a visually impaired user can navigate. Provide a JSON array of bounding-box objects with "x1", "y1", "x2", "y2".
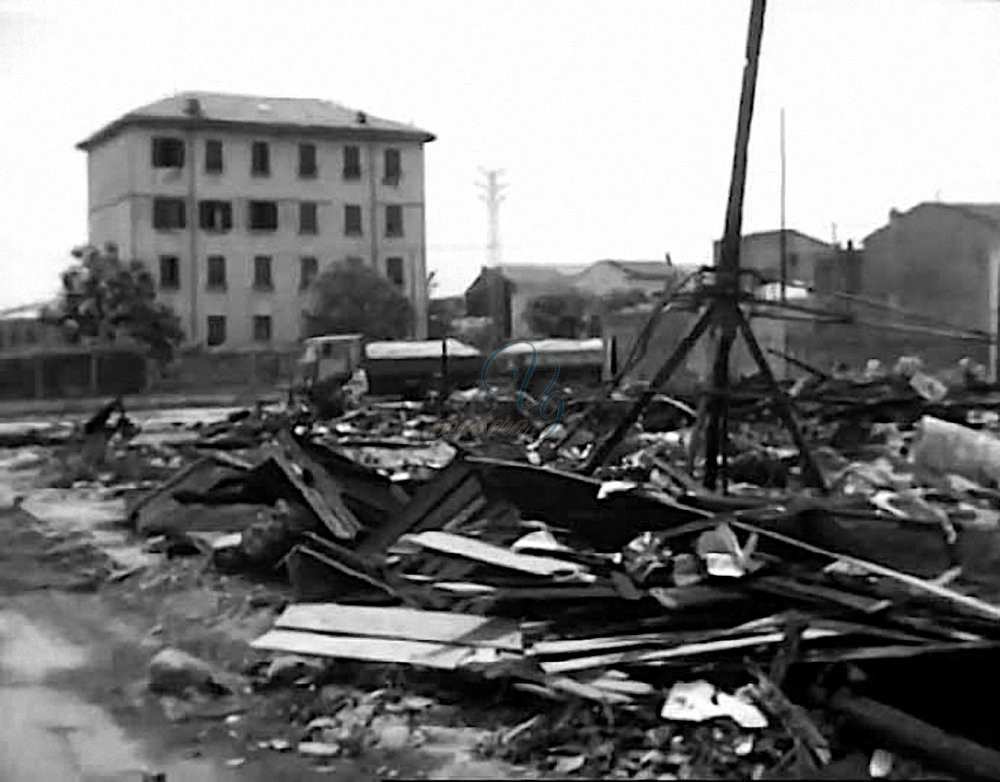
[{"x1": 581, "y1": 0, "x2": 824, "y2": 490}]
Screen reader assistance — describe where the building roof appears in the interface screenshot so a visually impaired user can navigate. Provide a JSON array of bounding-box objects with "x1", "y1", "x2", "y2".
[
  {"x1": 498, "y1": 338, "x2": 604, "y2": 355},
  {"x1": 0, "y1": 300, "x2": 55, "y2": 321},
  {"x1": 486, "y1": 264, "x2": 590, "y2": 289},
  {"x1": 865, "y1": 202, "x2": 1000, "y2": 243},
  {"x1": 77, "y1": 91, "x2": 435, "y2": 150},
  {"x1": 736, "y1": 229, "x2": 833, "y2": 248},
  {"x1": 585, "y1": 260, "x2": 678, "y2": 280},
  {"x1": 365, "y1": 338, "x2": 479, "y2": 361},
  {"x1": 936, "y1": 203, "x2": 1000, "y2": 229}
]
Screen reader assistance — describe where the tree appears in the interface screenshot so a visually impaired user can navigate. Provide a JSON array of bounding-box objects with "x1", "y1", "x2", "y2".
[
  {"x1": 44, "y1": 243, "x2": 184, "y2": 361},
  {"x1": 306, "y1": 261, "x2": 413, "y2": 340},
  {"x1": 524, "y1": 291, "x2": 589, "y2": 338}
]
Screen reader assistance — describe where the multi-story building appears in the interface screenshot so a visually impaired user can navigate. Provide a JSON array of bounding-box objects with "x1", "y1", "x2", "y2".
[{"x1": 77, "y1": 91, "x2": 435, "y2": 349}]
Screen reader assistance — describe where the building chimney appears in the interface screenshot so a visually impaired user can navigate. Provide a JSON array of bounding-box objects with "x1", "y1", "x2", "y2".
[
  {"x1": 184, "y1": 97, "x2": 203, "y2": 117},
  {"x1": 356, "y1": 111, "x2": 368, "y2": 125},
  {"x1": 846, "y1": 239, "x2": 854, "y2": 251},
  {"x1": 889, "y1": 208, "x2": 901, "y2": 221}
]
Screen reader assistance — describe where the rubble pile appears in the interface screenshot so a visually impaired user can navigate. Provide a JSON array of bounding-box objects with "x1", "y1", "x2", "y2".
[{"x1": 54, "y1": 365, "x2": 1000, "y2": 778}]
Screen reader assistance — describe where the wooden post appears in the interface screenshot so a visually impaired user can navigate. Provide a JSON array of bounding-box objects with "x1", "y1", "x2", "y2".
[
  {"x1": 89, "y1": 352, "x2": 100, "y2": 395},
  {"x1": 34, "y1": 355, "x2": 45, "y2": 399}
]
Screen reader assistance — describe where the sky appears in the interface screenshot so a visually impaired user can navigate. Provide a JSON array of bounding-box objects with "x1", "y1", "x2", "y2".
[{"x1": 1, "y1": 0, "x2": 998, "y2": 307}]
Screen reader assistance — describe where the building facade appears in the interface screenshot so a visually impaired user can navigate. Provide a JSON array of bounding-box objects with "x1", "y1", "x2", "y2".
[
  {"x1": 77, "y1": 92, "x2": 435, "y2": 349},
  {"x1": 858, "y1": 202, "x2": 1000, "y2": 375}
]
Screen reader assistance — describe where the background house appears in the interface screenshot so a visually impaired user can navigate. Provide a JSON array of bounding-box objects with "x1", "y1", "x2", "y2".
[
  {"x1": 0, "y1": 301, "x2": 61, "y2": 355},
  {"x1": 714, "y1": 229, "x2": 836, "y2": 289},
  {"x1": 464, "y1": 264, "x2": 588, "y2": 340}
]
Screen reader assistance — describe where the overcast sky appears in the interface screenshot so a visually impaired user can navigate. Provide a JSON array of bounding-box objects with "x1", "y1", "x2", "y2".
[{"x1": 1, "y1": 0, "x2": 998, "y2": 307}]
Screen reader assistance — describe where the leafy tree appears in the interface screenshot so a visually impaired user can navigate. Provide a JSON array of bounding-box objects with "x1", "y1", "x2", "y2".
[
  {"x1": 44, "y1": 243, "x2": 184, "y2": 361},
  {"x1": 524, "y1": 291, "x2": 589, "y2": 338},
  {"x1": 306, "y1": 261, "x2": 413, "y2": 339}
]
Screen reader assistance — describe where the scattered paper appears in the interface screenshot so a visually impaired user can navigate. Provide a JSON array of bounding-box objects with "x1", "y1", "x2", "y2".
[
  {"x1": 660, "y1": 680, "x2": 768, "y2": 729},
  {"x1": 597, "y1": 481, "x2": 639, "y2": 501},
  {"x1": 869, "y1": 749, "x2": 894, "y2": 778}
]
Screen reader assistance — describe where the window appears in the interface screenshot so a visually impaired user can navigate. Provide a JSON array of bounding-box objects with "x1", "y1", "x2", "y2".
[
  {"x1": 248, "y1": 201, "x2": 278, "y2": 231},
  {"x1": 344, "y1": 204, "x2": 363, "y2": 235},
  {"x1": 788, "y1": 252, "x2": 800, "y2": 271},
  {"x1": 205, "y1": 140, "x2": 223, "y2": 173},
  {"x1": 152, "y1": 137, "x2": 185, "y2": 168},
  {"x1": 253, "y1": 255, "x2": 273, "y2": 290},
  {"x1": 299, "y1": 143, "x2": 317, "y2": 178},
  {"x1": 206, "y1": 255, "x2": 226, "y2": 289},
  {"x1": 383, "y1": 148, "x2": 401, "y2": 184},
  {"x1": 385, "y1": 204, "x2": 404, "y2": 237},
  {"x1": 299, "y1": 202, "x2": 318, "y2": 234},
  {"x1": 300, "y1": 256, "x2": 318, "y2": 290},
  {"x1": 253, "y1": 315, "x2": 272, "y2": 342},
  {"x1": 159, "y1": 255, "x2": 180, "y2": 289},
  {"x1": 251, "y1": 141, "x2": 270, "y2": 176},
  {"x1": 199, "y1": 200, "x2": 232, "y2": 232},
  {"x1": 386, "y1": 256, "x2": 404, "y2": 287},
  {"x1": 153, "y1": 197, "x2": 186, "y2": 230},
  {"x1": 206, "y1": 316, "x2": 226, "y2": 346},
  {"x1": 343, "y1": 145, "x2": 361, "y2": 179}
]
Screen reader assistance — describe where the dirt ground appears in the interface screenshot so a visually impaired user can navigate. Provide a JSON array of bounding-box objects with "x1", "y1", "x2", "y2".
[{"x1": 0, "y1": 446, "x2": 534, "y2": 781}]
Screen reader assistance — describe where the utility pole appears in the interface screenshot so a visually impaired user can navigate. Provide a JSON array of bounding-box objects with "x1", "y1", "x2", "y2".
[
  {"x1": 779, "y1": 107, "x2": 787, "y2": 302},
  {"x1": 476, "y1": 168, "x2": 507, "y2": 267}
]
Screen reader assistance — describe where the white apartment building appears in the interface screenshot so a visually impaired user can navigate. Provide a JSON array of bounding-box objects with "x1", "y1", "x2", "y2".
[{"x1": 77, "y1": 91, "x2": 435, "y2": 349}]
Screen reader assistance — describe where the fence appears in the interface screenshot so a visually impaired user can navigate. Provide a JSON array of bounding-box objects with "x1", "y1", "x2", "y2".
[
  {"x1": 0, "y1": 349, "x2": 147, "y2": 400},
  {"x1": 148, "y1": 349, "x2": 299, "y2": 397}
]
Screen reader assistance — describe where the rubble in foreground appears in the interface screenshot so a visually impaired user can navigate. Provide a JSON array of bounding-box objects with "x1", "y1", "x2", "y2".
[{"x1": 27, "y1": 362, "x2": 1000, "y2": 780}]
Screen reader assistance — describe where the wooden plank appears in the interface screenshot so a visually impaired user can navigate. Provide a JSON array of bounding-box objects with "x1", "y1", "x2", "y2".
[
  {"x1": 275, "y1": 431, "x2": 362, "y2": 540},
  {"x1": 732, "y1": 520, "x2": 1000, "y2": 622},
  {"x1": 801, "y1": 640, "x2": 1000, "y2": 664},
  {"x1": 403, "y1": 530, "x2": 589, "y2": 579},
  {"x1": 274, "y1": 603, "x2": 522, "y2": 651},
  {"x1": 259, "y1": 446, "x2": 355, "y2": 540},
  {"x1": 747, "y1": 575, "x2": 884, "y2": 612},
  {"x1": 251, "y1": 629, "x2": 484, "y2": 670},
  {"x1": 355, "y1": 459, "x2": 474, "y2": 557},
  {"x1": 539, "y1": 628, "x2": 841, "y2": 674},
  {"x1": 413, "y1": 477, "x2": 484, "y2": 534}
]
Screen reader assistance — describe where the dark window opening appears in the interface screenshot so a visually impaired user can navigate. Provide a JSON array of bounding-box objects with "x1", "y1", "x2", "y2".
[
  {"x1": 385, "y1": 205, "x2": 404, "y2": 237},
  {"x1": 205, "y1": 140, "x2": 223, "y2": 173},
  {"x1": 343, "y1": 146, "x2": 361, "y2": 180},
  {"x1": 248, "y1": 201, "x2": 278, "y2": 231},
  {"x1": 299, "y1": 202, "x2": 318, "y2": 234},
  {"x1": 206, "y1": 316, "x2": 226, "y2": 346},
  {"x1": 386, "y1": 256, "x2": 404, "y2": 287},
  {"x1": 251, "y1": 141, "x2": 270, "y2": 176},
  {"x1": 199, "y1": 200, "x2": 232, "y2": 232},
  {"x1": 344, "y1": 205, "x2": 363, "y2": 236},
  {"x1": 159, "y1": 255, "x2": 180, "y2": 289},
  {"x1": 152, "y1": 137, "x2": 185, "y2": 168},
  {"x1": 206, "y1": 255, "x2": 226, "y2": 289},
  {"x1": 383, "y1": 148, "x2": 401, "y2": 184},
  {"x1": 299, "y1": 143, "x2": 317, "y2": 178},
  {"x1": 253, "y1": 315, "x2": 272, "y2": 342},
  {"x1": 153, "y1": 198, "x2": 186, "y2": 230},
  {"x1": 300, "y1": 256, "x2": 319, "y2": 290},
  {"x1": 253, "y1": 255, "x2": 273, "y2": 290}
]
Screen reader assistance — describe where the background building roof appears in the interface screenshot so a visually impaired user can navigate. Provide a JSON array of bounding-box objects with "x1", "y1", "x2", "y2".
[{"x1": 78, "y1": 91, "x2": 435, "y2": 150}]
